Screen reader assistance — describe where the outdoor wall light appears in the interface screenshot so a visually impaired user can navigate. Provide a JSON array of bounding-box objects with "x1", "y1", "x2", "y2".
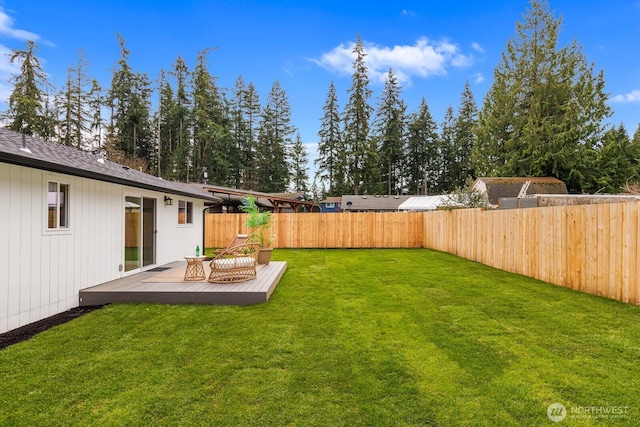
[{"x1": 164, "y1": 196, "x2": 173, "y2": 206}]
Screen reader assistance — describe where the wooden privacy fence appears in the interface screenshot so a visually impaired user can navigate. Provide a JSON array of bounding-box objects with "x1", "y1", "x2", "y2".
[
  {"x1": 125, "y1": 211, "x2": 140, "y2": 248},
  {"x1": 205, "y1": 203, "x2": 640, "y2": 305},
  {"x1": 205, "y1": 212, "x2": 425, "y2": 249},
  {"x1": 423, "y1": 203, "x2": 640, "y2": 305}
]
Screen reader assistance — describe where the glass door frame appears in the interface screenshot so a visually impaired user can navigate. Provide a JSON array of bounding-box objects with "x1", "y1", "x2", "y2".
[{"x1": 124, "y1": 194, "x2": 157, "y2": 273}]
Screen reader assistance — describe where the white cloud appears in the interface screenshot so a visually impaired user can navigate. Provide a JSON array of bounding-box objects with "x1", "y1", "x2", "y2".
[
  {"x1": 471, "y1": 42, "x2": 485, "y2": 54},
  {"x1": 311, "y1": 37, "x2": 475, "y2": 86},
  {"x1": 472, "y1": 72, "x2": 485, "y2": 84},
  {"x1": 611, "y1": 90, "x2": 640, "y2": 102},
  {"x1": 401, "y1": 10, "x2": 416, "y2": 17},
  {"x1": 0, "y1": 8, "x2": 39, "y2": 41},
  {"x1": 0, "y1": 7, "x2": 43, "y2": 103}
]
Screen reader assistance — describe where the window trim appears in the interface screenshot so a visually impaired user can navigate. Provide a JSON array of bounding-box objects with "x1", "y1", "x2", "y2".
[
  {"x1": 325, "y1": 202, "x2": 335, "y2": 209},
  {"x1": 178, "y1": 200, "x2": 193, "y2": 225},
  {"x1": 44, "y1": 177, "x2": 71, "y2": 234}
]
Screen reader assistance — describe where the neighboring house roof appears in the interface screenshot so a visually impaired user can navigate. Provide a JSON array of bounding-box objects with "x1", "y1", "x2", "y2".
[
  {"x1": 0, "y1": 129, "x2": 220, "y2": 202},
  {"x1": 320, "y1": 197, "x2": 342, "y2": 204},
  {"x1": 342, "y1": 194, "x2": 412, "y2": 211},
  {"x1": 398, "y1": 195, "x2": 451, "y2": 211},
  {"x1": 271, "y1": 192, "x2": 305, "y2": 200},
  {"x1": 202, "y1": 185, "x2": 315, "y2": 211},
  {"x1": 473, "y1": 177, "x2": 568, "y2": 205}
]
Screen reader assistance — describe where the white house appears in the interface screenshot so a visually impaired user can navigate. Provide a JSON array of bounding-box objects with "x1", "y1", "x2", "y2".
[{"x1": 0, "y1": 130, "x2": 220, "y2": 334}]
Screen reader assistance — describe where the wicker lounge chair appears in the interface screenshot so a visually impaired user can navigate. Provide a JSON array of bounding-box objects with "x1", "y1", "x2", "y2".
[
  {"x1": 214, "y1": 234, "x2": 250, "y2": 255},
  {"x1": 208, "y1": 243, "x2": 260, "y2": 283}
]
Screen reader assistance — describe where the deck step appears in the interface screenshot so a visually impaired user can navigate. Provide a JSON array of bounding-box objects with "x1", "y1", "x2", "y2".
[{"x1": 79, "y1": 262, "x2": 287, "y2": 306}]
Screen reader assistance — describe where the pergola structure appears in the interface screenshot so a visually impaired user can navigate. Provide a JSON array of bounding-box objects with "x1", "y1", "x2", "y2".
[{"x1": 202, "y1": 185, "x2": 317, "y2": 213}]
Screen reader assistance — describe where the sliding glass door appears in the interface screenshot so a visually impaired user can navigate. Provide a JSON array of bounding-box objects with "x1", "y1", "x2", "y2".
[
  {"x1": 142, "y1": 197, "x2": 156, "y2": 267},
  {"x1": 124, "y1": 196, "x2": 156, "y2": 272}
]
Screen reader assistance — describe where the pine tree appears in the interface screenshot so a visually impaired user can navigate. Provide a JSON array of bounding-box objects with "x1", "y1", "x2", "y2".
[
  {"x1": 343, "y1": 35, "x2": 374, "y2": 195},
  {"x1": 229, "y1": 76, "x2": 247, "y2": 187},
  {"x1": 290, "y1": 133, "x2": 309, "y2": 194},
  {"x1": 88, "y1": 79, "x2": 104, "y2": 151},
  {"x1": 3, "y1": 40, "x2": 56, "y2": 138},
  {"x1": 451, "y1": 81, "x2": 477, "y2": 188},
  {"x1": 310, "y1": 176, "x2": 323, "y2": 202},
  {"x1": 229, "y1": 78, "x2": 261, "y2": 189},
  {"x1": 254, "y1": 80, "x2": 294, "y2": 192},
  {"x1": 156, "y1": 69, "x2": 176, "y2": 177},
  {"x1": 58, "y1": 48, "x2": 92, "y2": 149},
  {"x1": 438, "y1": 106, "x2": 457, "y2": 193},
  {"x1": 592, "y1": 124, "x2": 640, "y2": 193},
  {"x1": 316, "y1": 82, "x2": 345, "y2": 195},
  {"x1": 405, "y1": 98, "x2": 439, "y2": 194},
  {"x1": 192, "y1": 48, "x2": 232, "y2": 185},
  {"x1": 167, "y1": 56, "x2": 192, "y2": 180},
  {"x1": 106, "y1": 34, "x2": 154, "y2": 170},
  {"x1": 472, "y1": 0, "x2": 611, "y2": 192},
  {"x1": 244, "y1": 83, "x2": 262, "y2": 188},
  {"x1": 375, "y1": 68, "x2": 406, "y2": 195}
]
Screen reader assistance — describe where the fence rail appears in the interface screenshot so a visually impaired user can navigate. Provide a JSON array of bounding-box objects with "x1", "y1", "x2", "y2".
[
  {"x1": 423, "y1": 203, "x2": 640, "y2": 305},
  {"x1": 205, "y1": 212, "x2": 425, "y2": 249},
  {"x1": 205, "y1": 203, "x2": 640, "y2": 305}
]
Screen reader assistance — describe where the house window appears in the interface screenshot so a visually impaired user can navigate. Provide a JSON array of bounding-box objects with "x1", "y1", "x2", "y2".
[
  {"x1": 178, "y1": 200, "x2": 193, "y2": 224},
  {"x1": 47, "y1": 181, "x2": 69, "y2": 229},
  {"x1": 325, "y1": 202, "x2": 335, "y2": 208}
]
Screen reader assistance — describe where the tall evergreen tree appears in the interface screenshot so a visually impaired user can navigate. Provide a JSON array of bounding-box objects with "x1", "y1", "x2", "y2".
[
  {"x1": 375, "y1": 68, "x2": 406, "y2": 195},
  {"x1": 592, "y1": 123, "x2": 640, "y2": 193},
  {"x1": 451, "y1": 81, "x2": 477, "y2": 188},
  {"x1": 156, "y1": 69, "x2": 175, "y2": 177},
  {"x1": 310, "y1": 176, "x2": 323, "y2": 202},
  {"x1": 166, "y1": 55, "x2": 192, "y2": 180},
  {"x1": 3, "y1": 40, "x2": 56, "y2": 138},
  {"x1": 58, "y1": 48, "x2": 92, "y2": 149},
  {"x1": 244, "y1": 83, "x2": 262, "y2": 188},
  {"x1": 106, "y1": 34, "x2": 154, "y2": 170},
  {"x1": 405, "y1": 98, "x2": 439, "y2": 194},
  {"x1": 254, "y1": 80, "x2": 294, "y2": 192},
  {"x1": 316, "y1": 82, "x2": 345, "y2": 195},
  {"x1": 438, "y1": 106, "x2": 456, "y2": 193},
  {"x1": 229, "y1": 76, "x2": 248, "y2": 187},
  {"x1": 472, "y1": 0, "x2": 611, "y2": 192},
  {"x1": 229, "y1": 78, "x2": 261, "y2": 188},
  {"x1": 192, "y1": 48, "x2": 232, "y2": 185},
  {"x1": 290, "y1": 133, "x2": 309, "y2": 194},
  {"x1": 88, "y1": 79, "x2": 104, "y2": 151},
  {"x1": 343, "y1": 34, "x2": 374, "y2": 195}
]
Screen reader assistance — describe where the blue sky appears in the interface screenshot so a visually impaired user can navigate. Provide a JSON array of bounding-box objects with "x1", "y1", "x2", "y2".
[{"x1": 1, "y1": 0, "x2": 639, "y2": 170}]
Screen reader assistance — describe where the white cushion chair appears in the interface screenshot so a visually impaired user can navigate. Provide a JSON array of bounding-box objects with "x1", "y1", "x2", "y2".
[{"x1": 208, "y1": 243, "x2": 260, "y2": 283}]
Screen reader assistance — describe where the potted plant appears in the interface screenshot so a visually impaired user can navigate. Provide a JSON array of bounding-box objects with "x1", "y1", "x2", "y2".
[{"x1": 240, "y1": 195, "x2": 275, "y2": 264}]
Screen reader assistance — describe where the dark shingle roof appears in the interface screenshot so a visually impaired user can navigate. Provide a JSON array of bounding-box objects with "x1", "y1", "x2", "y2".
[
  {"x1": 320, "y1": 197, "x2": 342, "y2": 204},
  {"x1": 342, "y1": 194, "x2": 412, "y2": 211},
  {"x1": 0, "y1": 129, "x2": 219, "y2": 202},
  {"x1": 474, "y1": 177, "x2": 568, "y2": 205}
]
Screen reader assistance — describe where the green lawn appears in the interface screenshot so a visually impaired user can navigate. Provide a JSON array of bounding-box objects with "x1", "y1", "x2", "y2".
[{"x1": 1, "y1": 249, "x2": 639, "y2": 426}]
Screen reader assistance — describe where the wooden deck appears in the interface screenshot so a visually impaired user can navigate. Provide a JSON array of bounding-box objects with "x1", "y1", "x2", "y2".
[{"x1": 79, "y1": 261, "x2": 287, "y2": 306}]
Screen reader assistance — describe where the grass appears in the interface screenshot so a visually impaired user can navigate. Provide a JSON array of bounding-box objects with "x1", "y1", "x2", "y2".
[{"x1": 1, "y1": 249, "x2": 639, "y2": 426}]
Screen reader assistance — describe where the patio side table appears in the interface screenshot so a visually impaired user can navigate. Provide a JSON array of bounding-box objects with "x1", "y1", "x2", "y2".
[{"x1": 184, "y1": 256, "x2": 207, "y2": 281}]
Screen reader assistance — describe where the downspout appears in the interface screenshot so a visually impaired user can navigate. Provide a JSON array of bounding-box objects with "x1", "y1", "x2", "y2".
[{"x1": 202, "y1": 205, "x2": 213, "y2": 258}]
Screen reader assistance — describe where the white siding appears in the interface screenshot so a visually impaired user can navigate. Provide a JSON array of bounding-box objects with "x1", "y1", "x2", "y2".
[
  {"x1": 155, "y1": 196, "x2": 206, "y2": 263},
  {"x1": 0, "y1": 163, "x2": 206, "y2": 333},
  {"x1": 0, "y1": 164, "x2": 10, "y2": 332}
]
